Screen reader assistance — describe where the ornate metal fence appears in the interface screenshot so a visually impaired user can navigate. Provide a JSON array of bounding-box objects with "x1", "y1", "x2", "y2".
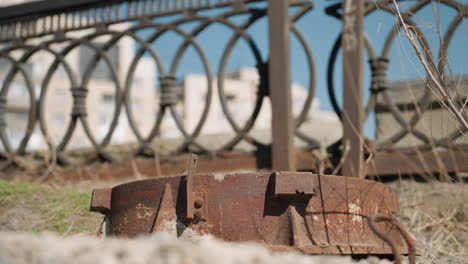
[
  {"x1": 0, "y1": 0, "x2": 316, "y2": 163},
  {"x1": 326, "y1": 0, "x2": 467, "y2": 152},
  {"x1": 0, "y1": 0, "x2": 466, "y2": 177}
]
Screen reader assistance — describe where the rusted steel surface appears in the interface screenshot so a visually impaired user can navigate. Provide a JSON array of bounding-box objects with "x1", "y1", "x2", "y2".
[
  {"x1": 342, "y1": 0, "x2": 364, "y2": 178},
  {"x1": 91, "y1": 172, "x2": 405, "y2": 255},
  {"x1": 368, "y1": 214, "x2": 417, "y2": 264},
  {"x1": 90, "y1": 188, "x2": 112, "y2": 214},
  {"x1": 268, "y1": 0, "x2": 295, "y2": 171},
  {"x1": 185, "y1": 153, "x2": 198, "y2": 220},
  {"x1": 151, "y1": 183, "x2": 178, "y2": 234},
  {"x1": 273, "y1": 172, "x2": 316, "y2": 198}
]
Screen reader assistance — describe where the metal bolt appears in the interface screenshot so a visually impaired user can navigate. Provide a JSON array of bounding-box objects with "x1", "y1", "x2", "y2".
[
  {"x1": 194, "y1": 198, "x2": 204, "y2": 209},
  {"x1": 194, "y1": 210, "x2": 203, "y2": 220}
]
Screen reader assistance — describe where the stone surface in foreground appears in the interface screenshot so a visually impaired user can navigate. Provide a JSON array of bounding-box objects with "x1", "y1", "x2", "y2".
[{"x1": 0, "y1": 233, "x2": 391, "y2": 264}]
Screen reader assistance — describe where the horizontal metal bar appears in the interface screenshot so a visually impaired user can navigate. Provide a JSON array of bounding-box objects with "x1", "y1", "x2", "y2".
[
  {"x1": 0, "y1": 0, "x2": 264, "y2": 23},
  {"x1": 0, "y1": 0, "x2": 266, "y2": 42},
  {"x1": 0, "y1": 0, "x2": 113, "y2": 22}
]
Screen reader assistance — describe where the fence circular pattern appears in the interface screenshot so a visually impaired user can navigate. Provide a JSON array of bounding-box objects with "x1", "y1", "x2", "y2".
[{"x1": 0, "y1": 0, "x2": 465, "y2": 164}]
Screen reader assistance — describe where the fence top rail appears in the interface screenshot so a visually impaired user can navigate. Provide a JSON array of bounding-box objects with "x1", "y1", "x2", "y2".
[
  {"x1": 0, "y1": 0, "x2": 265, "y2": 42},
  {"x1": 0, "y1": 0, "x2": 110, "y2": 22},
  {"x1": 0, "y1": 0, "x2": 265, "y2": 22},
  {"x1": 0, "y1": 0, "x2": 265, "y2": 23}
]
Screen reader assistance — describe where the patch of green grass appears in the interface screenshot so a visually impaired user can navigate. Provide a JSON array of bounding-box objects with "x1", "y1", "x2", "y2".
[
  {"x1": 65, "y1": 192, "x2": 92, "y2": 211},
  {"x1": 1, "y1": 179, "x2": 101, "y2": 235},
  {"x1": 33, "y1": 189, "x2": 94, "y2": 235},
  {"x1": 0, "y1": 179, "x2": 42, "y2": 204},
  {"x1": 29, "y1": 228, "x2": 43, "y2": 234}
]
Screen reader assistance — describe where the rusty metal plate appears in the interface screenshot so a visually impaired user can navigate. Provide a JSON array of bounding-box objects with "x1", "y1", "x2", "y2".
[
  {"x1": 273, "y1": 171, "x2": 317, "y2": 198},
  {"x1": 90, "y1": 188, "x2": 111, "y2": 214},
  {"x1": 90, "y1": 172, "x2": 405, "y2": 255}
]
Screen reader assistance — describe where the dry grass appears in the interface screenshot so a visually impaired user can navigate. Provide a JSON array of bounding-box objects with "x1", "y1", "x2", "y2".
[{"x1": 389, "y1": 180, "x2": 467, "y2": 264}]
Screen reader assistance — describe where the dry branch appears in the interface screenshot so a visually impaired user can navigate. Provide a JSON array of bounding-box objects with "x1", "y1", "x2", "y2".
[{"x1": 391, "y1": 0, "x2": 468, "y2": 130}]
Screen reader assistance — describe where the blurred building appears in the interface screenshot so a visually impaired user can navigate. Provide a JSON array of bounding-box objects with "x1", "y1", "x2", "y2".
[
  {"x1": 0, "y1": 23, "x2": 157, "y2": 150},
  {"x1": 2, "y1": 56, "x2": 341, "y2": 151},
  {"x1": 173, "y1": 68, "x2": 342, "y2": 150},
  {"x1": 180, "y1": 68, "x2": 340, "y2": 137},
  {"x1": 376, "y1": 75, "x2": 468, "y2": 149}
]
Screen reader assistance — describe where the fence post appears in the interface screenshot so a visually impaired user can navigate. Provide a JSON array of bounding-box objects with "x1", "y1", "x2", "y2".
[
  {"x1": 268, "y1": 0, "x2": 295, "y2": 171},
  {"x1": 342, "y1": 0, "x2": 364, "y2": 178}
]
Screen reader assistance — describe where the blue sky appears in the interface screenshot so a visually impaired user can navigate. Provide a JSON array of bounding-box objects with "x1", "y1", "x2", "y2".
[{"x1": 137, "y1": 1, "x2": 467, "y2": 138}]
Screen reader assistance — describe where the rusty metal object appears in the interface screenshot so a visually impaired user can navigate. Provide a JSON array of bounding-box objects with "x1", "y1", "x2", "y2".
[
  {"x1": 90, "y1": 172, "x2": 406, "y2": 255},
  {"x1": 341, "y1": 0, "x2": 364, "y2": 178},
  {"x1": 91, "y1": 188, "x2": 112, "y2": 238},
  {"x1": 186, "y1": 153, "x2": 198, "y2": 220},
  {"x1": 268, "y1": 0, "x2": 295, "y2": 171},
  {"x1": 90, "y1": 188, "x2": 111, "y2": 214},
  {"x1": 273, "y1": 172, "x2": 316, "y2": 198},
  {"x1": 368, "y1": 214, "x2": 417, "y2": 264},
  {"x1": 150, "y1": 183, "x2": 177, "y2": 234}
]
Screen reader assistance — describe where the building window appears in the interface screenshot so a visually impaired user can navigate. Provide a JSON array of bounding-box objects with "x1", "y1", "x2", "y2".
[
  {"x1": 226, "y1": 93, "x2": 236, "y2": 101},
  {"x1": 100, "y1": 114, "x2": 109, "y2": 124},
  {"x1": 54, "y1": 89, "x2": 67, "y2": 101},
  {"x1": 6, "y1": 130, "x2": 23, "y2": 146},
  {"x1": 54, "y1": 113, "x2": 66, "y2": 125},
  {"x1": 132, "y1": 79, "x2": 141, "y2": 89},
  {"x1": 102, "y1": 94, "x2": 114, "y2": 103},
  {"x1": 100, "y1": 94, "x2": 115, "y2": 125},
  {"x1": 9, "y1": 83, "x2": 28, "y2": 98},
  {"x1": 7, "y1": 112, "x2": 29, "y2": 126},
  {"x1": 131, "y1": 98, "x2": 141, "y2": 110},
  {"x1": 73, "y1": 137, "x2": 86, "y2": 148}
]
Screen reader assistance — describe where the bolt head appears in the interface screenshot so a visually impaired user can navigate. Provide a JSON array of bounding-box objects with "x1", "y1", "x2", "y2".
[
  {"x1": 194, "y1": 198, "x2": 204, "y2": 209},
  {"x1": 194, "y1": 210, "x2": 203, "y2": 220}
]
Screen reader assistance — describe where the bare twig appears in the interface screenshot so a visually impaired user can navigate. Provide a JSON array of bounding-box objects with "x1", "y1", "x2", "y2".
[
  {"x1": 154, "y1": 151, "x2": 162, "y2": 177},
  {"x1": 131, "y1": 159, "x2": 143, "y2": 179},
  {"x1": 62, "y1": 221, "x2": 74, "y2": 236},
  {"x1": 391, "y1": 0, "x2": 468, "y2": 130},
  {"x1": 361, "y1": 152, "x2": 373, "y2": 179}
]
